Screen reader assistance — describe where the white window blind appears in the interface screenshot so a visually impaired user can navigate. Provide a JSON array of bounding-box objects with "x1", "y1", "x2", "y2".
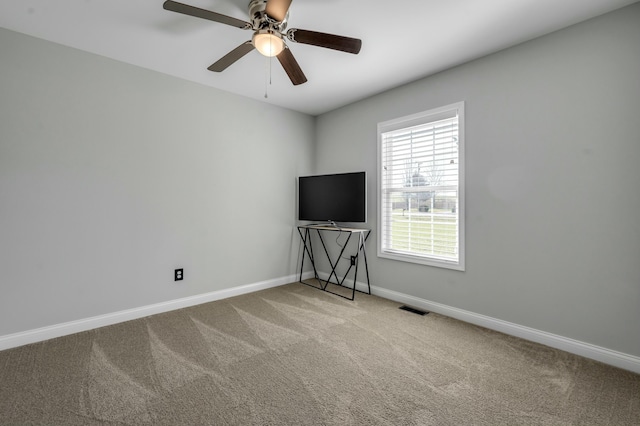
[{"x1": 377, "y1": 102, "x2": 465, "y2": 270}]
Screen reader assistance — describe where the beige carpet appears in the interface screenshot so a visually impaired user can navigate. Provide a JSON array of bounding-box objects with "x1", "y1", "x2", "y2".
[{"x1": 1, "y1": 282, "x2": 638, "y2": 425}]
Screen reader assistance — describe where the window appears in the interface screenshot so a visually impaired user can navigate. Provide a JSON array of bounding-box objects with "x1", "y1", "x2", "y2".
[{"x1": 377, "y1": 102, "x2": 464, "y2": 270}]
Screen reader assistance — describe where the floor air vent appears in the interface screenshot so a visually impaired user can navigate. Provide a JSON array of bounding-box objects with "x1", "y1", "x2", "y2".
[{"x1": 399, "y1": 305, "x2": 429, "y2": 315}]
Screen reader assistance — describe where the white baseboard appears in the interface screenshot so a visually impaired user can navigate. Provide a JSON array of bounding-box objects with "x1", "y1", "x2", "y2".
[
  {"x1": 371, "y1": 286, "x2": 640, "y2": 374},
  {"x1": 0, "y1": 274, "x2": 303, "y2": 352},
  {"x1": 311, "y1": 271, "x2": 640, "y2": 373}
]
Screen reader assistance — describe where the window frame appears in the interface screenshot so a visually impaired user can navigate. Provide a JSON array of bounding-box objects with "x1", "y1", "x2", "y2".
[{"x1": 377, "y1": 102, "x2": 465, "y2": 271}]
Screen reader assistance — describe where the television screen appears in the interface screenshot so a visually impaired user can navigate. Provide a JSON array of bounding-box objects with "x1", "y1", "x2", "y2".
[{"x1": 298, "y1": 172, "x2": 367, "y2": 223}]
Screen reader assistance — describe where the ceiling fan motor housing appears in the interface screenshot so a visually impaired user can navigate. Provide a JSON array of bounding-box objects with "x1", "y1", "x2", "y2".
[{"x1": 249, "y1": 0, "x2": 288, "y2": 31}]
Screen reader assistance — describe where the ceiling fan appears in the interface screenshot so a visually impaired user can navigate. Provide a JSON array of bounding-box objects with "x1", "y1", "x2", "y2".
[{"x1": 163, "y1": 0, "x2": 362, "y2": 85}]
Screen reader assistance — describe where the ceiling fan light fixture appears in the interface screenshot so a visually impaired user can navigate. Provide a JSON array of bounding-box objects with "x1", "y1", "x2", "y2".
[{"x1": 252, "y1": 31, "x2": 285, "y2": 57}]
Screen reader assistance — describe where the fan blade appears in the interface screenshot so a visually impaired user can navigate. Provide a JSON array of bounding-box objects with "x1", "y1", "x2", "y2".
[
  {"x1": 163, "y1": 0, "x2": 252, "y2": 29},
  {"x1": 277, "y1": 46, "x2": 307, "y2": 85},
  {"x1": 208, "y1": 42, "x2": 255, "y2": 72},
  {"x1": 287, "y1": 29, "x2": 361, "y2": 54},
  {"x1": 265, "y1": 0, "x2": 292, "y2": 22}
]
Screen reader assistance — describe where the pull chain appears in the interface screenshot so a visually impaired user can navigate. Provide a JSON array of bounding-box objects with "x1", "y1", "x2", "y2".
[
  {"x1": 269, "y1": 35, "x2": 273, "y2": 86},
  {"x1": 264, "y1": 38, "x2": 274, "y2": 98},
  {"x1": 264, "y1": 55, "x2": 269, "y2": 98},
  {"x1": 264, "y1": 38, "x2": 273, "y2": 99},
  {"x1": 264, "y1": 55, "x2": 274, "y2": 98}
]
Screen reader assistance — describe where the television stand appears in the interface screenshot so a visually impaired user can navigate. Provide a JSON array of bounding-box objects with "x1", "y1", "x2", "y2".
[{"x1": 297, "y1": 224, "x2": 371, "y2": 301}]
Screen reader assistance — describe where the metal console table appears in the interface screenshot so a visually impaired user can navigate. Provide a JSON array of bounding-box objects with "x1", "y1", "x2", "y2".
[{"x1": 297, "y1": 224, "x2": 371, "y2": 300}]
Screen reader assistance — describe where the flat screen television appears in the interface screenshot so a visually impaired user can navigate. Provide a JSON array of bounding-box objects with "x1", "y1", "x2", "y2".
[{"x1": 298, "y1": 171, "x2": 367, "y2": 224}]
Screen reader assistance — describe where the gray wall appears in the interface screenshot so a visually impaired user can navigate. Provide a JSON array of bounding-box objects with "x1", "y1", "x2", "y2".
[
  {"x1": 315, "y1": 4, "x2": 640, "y2": 357},
  {"x1": 0, "y1": 28, "x2": 314, "y2": 336}
]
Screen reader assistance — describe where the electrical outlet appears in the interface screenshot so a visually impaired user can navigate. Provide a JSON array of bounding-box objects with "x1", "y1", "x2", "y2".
[{"x1": 174, "y1": 268, "x2": 184, "y2": 281}]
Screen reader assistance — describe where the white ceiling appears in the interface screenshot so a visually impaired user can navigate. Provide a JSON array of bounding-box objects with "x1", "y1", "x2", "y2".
[{"x1": 1, "y1": 0, "x2": 637, "y2": 115}]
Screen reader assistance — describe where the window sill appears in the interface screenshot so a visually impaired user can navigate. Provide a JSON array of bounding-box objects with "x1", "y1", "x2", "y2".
[{"x1": 378, "y1": 250, "x2": 465, "y2": 271}]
